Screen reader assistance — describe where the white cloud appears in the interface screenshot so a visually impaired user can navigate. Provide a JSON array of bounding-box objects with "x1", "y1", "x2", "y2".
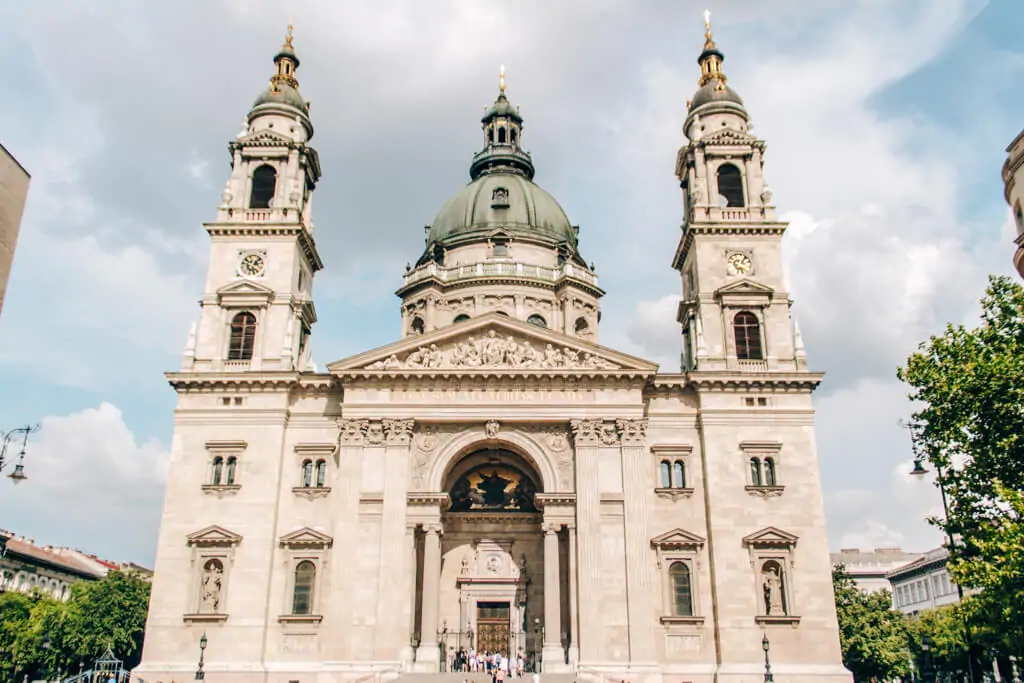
[{"x1": 0, "y1": 403, "x2": 168, "y2": 565}]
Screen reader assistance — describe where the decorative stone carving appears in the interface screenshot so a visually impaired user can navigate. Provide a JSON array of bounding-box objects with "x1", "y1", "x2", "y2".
[
  {"x1": 762, "y1": 564, "x2": 786, "y2": 616},
  {"x1": 415, "y1": 426, "x2": 440, "y2": 452},
  {"x1": 365, "y1": 421, "x2": 385, "y2": 446},
  {"x1": 485, "y1": 420, "x2": 501, "y2": 438},
  {"x1": 599, "y1": 422, "x2": 620, "y2": 446},
  {"x1": 364, "y1": 331, "x2": 619, "y2": 371},
  {"x1": 485, "y1": 554, "x2": 502, "y2": 574},
  {"x1": 570, "y1": 419, "x2": 601, "y2": 447},
  {"x1": 384, "y1": 419, "x2": 415, "y2": 445},
  {"x1": 616, "y1": 419, "x2": 648, "y2": 446},
  {"x1": 200, "y1": 559, "x2": 224, "y2": 613},
  {"x1": 338, "y1": 419, "x2": 368, "y2": 445},
  {"x1": 547, "y1": 431, "x2": 569, "y2": 452}
]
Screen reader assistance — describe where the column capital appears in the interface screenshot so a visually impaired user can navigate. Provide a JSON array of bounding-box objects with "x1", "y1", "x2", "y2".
[
  {"x1": 423, "y1": 522, "x2": 443, "y2": 535},
  {"x1": 384, "y1": 418, "x2": 415, "y2": 445},
  {"x1": 570, "y1": 419, "x2": 619, "y2": 447},
  {"x1": 542, "y1": 521, "x2": 562, "y2": 535},
  {"x1": 338, "y1": 418, "x2": 369, "y2": 445},
  {"x1": 616, "y1": 418, "x2": 648, "y2": 446}
]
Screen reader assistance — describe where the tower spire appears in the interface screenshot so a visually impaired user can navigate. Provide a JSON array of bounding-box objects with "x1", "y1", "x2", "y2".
[
  {"x1": 269, "y1": 20, "x2": 300, "y2": 92},
  {"x1": 499, "y1": 64, "x2": 506, "y2": 94},
  {"x1": 697, "y1": 9, "x2": 727, "y2": 89},
  {"x1": 470, "y1": 66, "x2": 535, "y2": 180}
]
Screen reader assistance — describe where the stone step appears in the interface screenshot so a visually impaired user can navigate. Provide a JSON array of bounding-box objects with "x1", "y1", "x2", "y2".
[{"x1": 394, "y1": 675, "x2": 573, "y2": 683}]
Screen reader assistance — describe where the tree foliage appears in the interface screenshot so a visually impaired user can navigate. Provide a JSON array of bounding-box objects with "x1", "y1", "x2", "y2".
[
  {"x1": 832, "y1": 565, "x2": 909, "y2": 682},
  {"x1": 905, "y1": 603, "x2": 970, "y2": 675},
  {"x1": 898, "y1": 274, "x2": 1024, "y2": 652},
  {"x1": 0, "y1": 570, "x2": 151, "y2": 683}
]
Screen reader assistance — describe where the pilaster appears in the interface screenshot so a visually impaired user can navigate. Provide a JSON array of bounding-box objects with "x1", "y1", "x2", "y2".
[
  {"x1": 618, "y1": 418, "x2": 657, "y2": 665},
  {"x1": 570, "y1": 419, "x2": 604, "y2": 662},
  {"x1": 335, "y1": 418, "x2": 367, "y2": 659}
]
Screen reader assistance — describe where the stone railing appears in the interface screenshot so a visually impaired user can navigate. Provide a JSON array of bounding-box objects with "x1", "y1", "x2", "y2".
[
  {"x1": 223, "y1": 360, "x2": 251, "y2": 371},
  {"x1": 403, "y1": 260, "x2": 599, "y2": 288},
  {"x1": 738, "y1": 359, "x2": 768, "y2": 372}
]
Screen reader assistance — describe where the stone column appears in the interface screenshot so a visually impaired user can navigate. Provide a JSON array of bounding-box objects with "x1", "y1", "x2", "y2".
[
  {"x1": 618, "y1": 419, "x2": 656, "y2": 665},
  {"x1": 570, "y1": 419, "x2": 603, "y2": 663},
  {"x1": 426, "y1": 296, "x2": 436, "y2": 331},
  {"x1": 377, "y1": 419, "x2": 414, "y2": 659},
  {"x1": 403, "y1": 524, "x2": 418, "y2": 667},
  {"x1": 567, "y1": 523, "x2": 579, "y2": 665},
  {"x1": 542, "y1": 521, "x2": 562, "y2": 663},
  {"x1": 416, "y1": 522, "x2": 443, "y2": 667},
  {"x1": 335, "y1": 419, "x2": 368, "y2": 660}
]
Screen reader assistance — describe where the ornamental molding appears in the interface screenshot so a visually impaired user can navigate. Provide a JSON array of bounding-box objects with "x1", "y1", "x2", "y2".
[
  {"x1": 407, "y1": 492, "x2": 452, "y2": 510},
  {"x1": 293, "y1": 442, "x2": 338, "y2": 458},
  {"x1": 231, "y1": 128, "x2": 298, "y2": 148},
  {"x1": 745, "y1": 485, "x2": 785, "y2": 499},
  {"x1": 651, "y1": 443, "x2": 694, "y2": 456},
  {"x1": 739, "y1": 440, "x2": 783, "y2": 453},
  {"x1": 204, "y1": 224, "x2": 323, "y2": 272},
  {"x1": 384, "y1": 418, "x2": 415, "y2": 445},
  {"x1": 651, "y1": 528, "x2": 706, "y2": 550},
  {"x1": 742, "y1": 526, "x2": 798, "y2": 549},
  {"x1": 616, "y1": 418, "x2": 648, "y2": 446},
  {"x1": 187, "y1": 525, "x2": 242, "y2": 548},
  {"x1": 533, "y1": 493, "x2": 576, "y2": 509},
  {"x1": 338, "y1": 419, "x2": 369, "y2": 445},
  {"x1": 654, "y1": 487, "x2": 695, "y2": 501},
  {"x1": 167, "y1": 371, "x2": 307, "y2": 393},
  {"x1": 201, "y1": 484, "x2": 242, "y2": 498},
  {"x1": 279, "y1": 526, "x2": 333, "y2": 549},
  {"x1": 686, "y1": 372, "x2": 823, "y2": 393},
  {"x1": 205, "y1": 440, "x2": 248, "y2": 454},
  {"x1": 570, "y1": 419, "x2": 621, "y2": 447},
  {"x1": 327, "y1": 314, "x2": 657, "y2": 377},
  {"x1": 292, "y1": 486, "x2": 332, "y2": 500}
]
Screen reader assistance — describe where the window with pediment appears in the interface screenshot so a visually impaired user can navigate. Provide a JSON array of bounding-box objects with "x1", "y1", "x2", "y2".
[
  {"x1": 184, "y1": 525, "x2": 242, "y2": 623},
  {"x1": 743, "y1": 527, "x2": 800, "y2": 625},
  {"x1": 279, "y1": 528, "x2": 333, "y2": 624},
  {"x1": 651, "y1": 529, "x2": 706, "y2": 624}
]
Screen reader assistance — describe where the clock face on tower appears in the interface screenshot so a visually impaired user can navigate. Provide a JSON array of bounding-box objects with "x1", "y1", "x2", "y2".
[
  {"x1": 726, "y1": 252, "x2": 752, "y2": 276},
  {"x1": 239, "y1": 252, "x2": 266, "y2": 278}
]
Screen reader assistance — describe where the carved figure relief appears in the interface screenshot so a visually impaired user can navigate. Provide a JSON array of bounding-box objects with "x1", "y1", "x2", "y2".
[
  {"x1": 485, "y1": 420, "x2": 501, "y2": 438},
  {"x1": 365, "y1": 421, "x2": 385, "y2": 446},
  {"x1": 200, "y1": 559, "x2": 224, "y2": 613},
  {"x1": 364, "y1": 331, "x2": 619, "y2": 370},
  {"x1": 486, "y1": 555, "x2": 502, "y2": 574}
]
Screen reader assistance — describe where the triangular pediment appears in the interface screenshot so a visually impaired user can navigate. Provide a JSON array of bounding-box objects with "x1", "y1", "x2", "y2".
[
  {"x1": 187, "y1": 525, "x2": 242, "y2": 547},
  {"x1": 279, "y1": 527, "x2": 333, "y2": 548},
  {"x1": 714, "y1": 278, "x2": 774, "y2": 303},
  {"x1": 327, "y1": 312, "x2": 658, "y2": 375},
  {"x1": 238, "y1": 128, "x2": 295, "y2": 147},
  {"x1": 217, "y1": 279, "x2": 275, "y2": 305},
  {"x1": 700, "y1": 128, "x2": 758, "y2": 146},
  {"x1": 742, "y1": 526, "x2": 799, "y2": 548},
  {"x1": 651, "y1": 528, "x2": 706, "y2": 549}
]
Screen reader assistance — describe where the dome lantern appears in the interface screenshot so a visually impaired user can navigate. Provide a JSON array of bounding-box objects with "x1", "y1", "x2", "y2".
[{"x1": 470, "y1": 66, "x2": 536, "y2": 181}]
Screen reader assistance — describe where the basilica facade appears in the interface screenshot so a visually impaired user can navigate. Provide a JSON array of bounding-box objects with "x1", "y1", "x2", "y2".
[{"x1": 136, "y1": 20, "x2": 850, "y2": 683}]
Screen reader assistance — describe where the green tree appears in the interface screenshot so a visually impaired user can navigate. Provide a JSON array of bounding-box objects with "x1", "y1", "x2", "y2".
[
  {"x1": 898, "y1": 274, "x2": 1024, "y2": 652},
  {"x1": 906, "y1": 603, "x2": 969, "y2": 675},
  {"x1": 832, "y1": 565, "x2": 910, "y2": 682},
  {"x1": 0, "y1": 591, "x2": 37, "y2": 683}
]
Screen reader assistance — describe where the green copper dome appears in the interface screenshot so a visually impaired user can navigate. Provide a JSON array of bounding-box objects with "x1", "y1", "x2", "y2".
[
  {"x1": 252, "y1": 82, "x2": 309, "y2": 114},
  {"x1": 428, "y1": 173, "x2": 577, "y2": 248}
]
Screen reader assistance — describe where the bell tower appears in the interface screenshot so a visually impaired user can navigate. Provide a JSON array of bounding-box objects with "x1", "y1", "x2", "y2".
[
  {"x1": 673, "y1": 11, "x2": 807, "y2": 373},
  {"x1": 184, "y1": 24, "x2": 324, "y2": 374}
]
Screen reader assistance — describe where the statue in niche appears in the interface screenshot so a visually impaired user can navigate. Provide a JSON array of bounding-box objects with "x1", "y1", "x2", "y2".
[
  {"x1": 477, "y1": 470, "x2": 512, "y2": 508},
  {"x1": 761, "y1": 563, "x2": 786, "y2": 615},
  {"x1": 200, "y1": 559, "x2": 224, "y2": 613},
  {"x1": 460, "y1": 553, "x2": 472, "y2": 576}
]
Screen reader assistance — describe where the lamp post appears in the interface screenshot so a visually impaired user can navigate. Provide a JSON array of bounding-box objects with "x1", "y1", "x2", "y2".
[
  {"x1": 0, "y1": 425, "x2": 40, "y2": 484},
  {"x1": 194, "y1": 631, "x2": 208, "y2": 680},
  {"x1": 761, "y1": 633, "x2": 774, "y2": 682},
  {"x1": 901, "y1": 420, "x2": 976, "y2": 683}
]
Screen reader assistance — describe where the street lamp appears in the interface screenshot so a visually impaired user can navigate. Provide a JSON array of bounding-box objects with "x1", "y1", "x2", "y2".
[
  {"x1": 762, "y1": 633, "x2": 774, "y2": 682},
  {"x1": 900, "y1": 419, "x2": 977, "y2": 683},
  {"x1": 194, "y1": 631, "x2": 208, "y2": 680},
  {"x1": 0, "y1": 425, "x2": 40, "y2": 484}
]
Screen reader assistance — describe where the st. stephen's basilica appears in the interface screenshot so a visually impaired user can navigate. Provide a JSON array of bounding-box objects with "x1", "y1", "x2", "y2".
[{"x1": 136, "y1": 15, "x2": 851, "y2": 683}]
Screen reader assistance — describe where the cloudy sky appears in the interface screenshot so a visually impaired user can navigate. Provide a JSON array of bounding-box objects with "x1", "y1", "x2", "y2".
[{"x1": 0, "y1": 0, "x2": 1020, "y2": 566}]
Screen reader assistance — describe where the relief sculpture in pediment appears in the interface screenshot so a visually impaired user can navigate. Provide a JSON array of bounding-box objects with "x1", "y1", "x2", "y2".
[{"x1": 364, "y1": 330, "x2": 619, "y2": 371}]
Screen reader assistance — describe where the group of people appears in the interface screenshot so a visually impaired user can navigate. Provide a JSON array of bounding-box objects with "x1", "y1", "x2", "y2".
[{"x1": 449, "y1": 648, "x2": 527, "y2": 680}]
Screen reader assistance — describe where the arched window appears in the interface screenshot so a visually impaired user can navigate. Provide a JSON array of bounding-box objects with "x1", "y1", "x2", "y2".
[
  {"x1": 1016, "y1": 202, "x2": 1024, "y2": 234},
  {"x1": 510, "y1": 128, "x2": 518, "y2": 145},
  {"x1": 669, "y1": 562, "x2": 693, "y2": 616},
  {"x1": 660, "y1": 461, "x2": 671, "y2": 488},
  {"x1": 411, "y1": 317, "x2": 425, "y2": 335},
  {"x1": 228, "y1": 312, "x2": 257, "y2": 361},
  {"x1": 733, "y1": 311, "x2": 763, "y2": 360},
  {"x1": 225, "y1": 456, "x2": 237, "y2": 485},
  {"x1": 498, "y1": 126, "x2": 507, "y2": 144},
  {"x1": 211, "y1": 457, "x2": 224, "y2": 485},
  {"x1": 454, "y1": 314, "x2": 471, "y2": 324},
  {"x1": 250, "y1": 164, "x2": 277, "y2": 209},
  {"x1": 315, "y1": 459, "x2": 327, "y2": 488},
  {"x1": 487, "y1": 127, "x2": 494, "y2": 144},
  {"x1": 716, "y1": 163, "x2": 745, "y2": 207},
  {"x1": 292, "y1": 560, "x2": 316, "y2": 615},
  {"x1": 673, "y1": 461, "x2": 686, "y2": 489},
  {"x1": 749, "y1": 457, "x2": 762, "y2": 486},
  {"x1": 763, "y1": 458, "x2": 777, "y2": 486},
  {"x1": 527, "y1": 314, "x2": 547, "y2": 328},
  {"x1": 574, "y1": 317, "x2": 590, "y2": 336},
  {"x1": 301, "y1": 460, "x2": 313, "y2": 488}
]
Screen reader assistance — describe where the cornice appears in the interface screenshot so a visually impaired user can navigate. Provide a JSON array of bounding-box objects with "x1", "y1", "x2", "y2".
[
  {"x1": 166, "y1": 371, "x2": 335, "y2": 394},
  {"x1": 204, "y1": 223, "x2": 324, "y2": 272},
  {"x1": 334, "y1": 369, "x2": 654, "y2": 382},
  {"x1": 673, "y1": 222, "x2": 788, "y2": 270},
  {"x1": 397, "y1": 273, "x2": 605, "y2": 301},
  {"x1": 686, "y1": 371, "x2": 823, "y2": 393}
]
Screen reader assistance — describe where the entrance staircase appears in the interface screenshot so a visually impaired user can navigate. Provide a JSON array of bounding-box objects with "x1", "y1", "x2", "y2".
[{"x1": 395, "y1": 675, "x2": 576, "y2": 683}]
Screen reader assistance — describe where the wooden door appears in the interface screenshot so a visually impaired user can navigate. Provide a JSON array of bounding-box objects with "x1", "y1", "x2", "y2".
[{"x1": 476, "y1": 602, "x2": 511, "y2": 654}]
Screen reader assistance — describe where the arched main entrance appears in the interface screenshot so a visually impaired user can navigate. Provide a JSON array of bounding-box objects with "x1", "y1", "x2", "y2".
[{"x1": 438, "y1": 447, "x2": 544, "y2": 670}]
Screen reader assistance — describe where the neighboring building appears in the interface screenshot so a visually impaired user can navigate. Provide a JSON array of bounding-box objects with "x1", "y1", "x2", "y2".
[
  {"x1": 1003, "y1": 128, "x2": 1024, "y2": 277},
  {"x1": 831, "y1": 547, "x2": 922, "y2": 594},
  {"x1": 0, "y1": 141, "x2": 30, "y2": 322},
  {"x1": 136, "y1": 20, "x2": 850, "y2": 683},
  {"x1": 887, "y1": 546, "x2": 961, "y2": 615},
  {"x1": 0, "y1": 530, "x2": 152, "y2": 601}
]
